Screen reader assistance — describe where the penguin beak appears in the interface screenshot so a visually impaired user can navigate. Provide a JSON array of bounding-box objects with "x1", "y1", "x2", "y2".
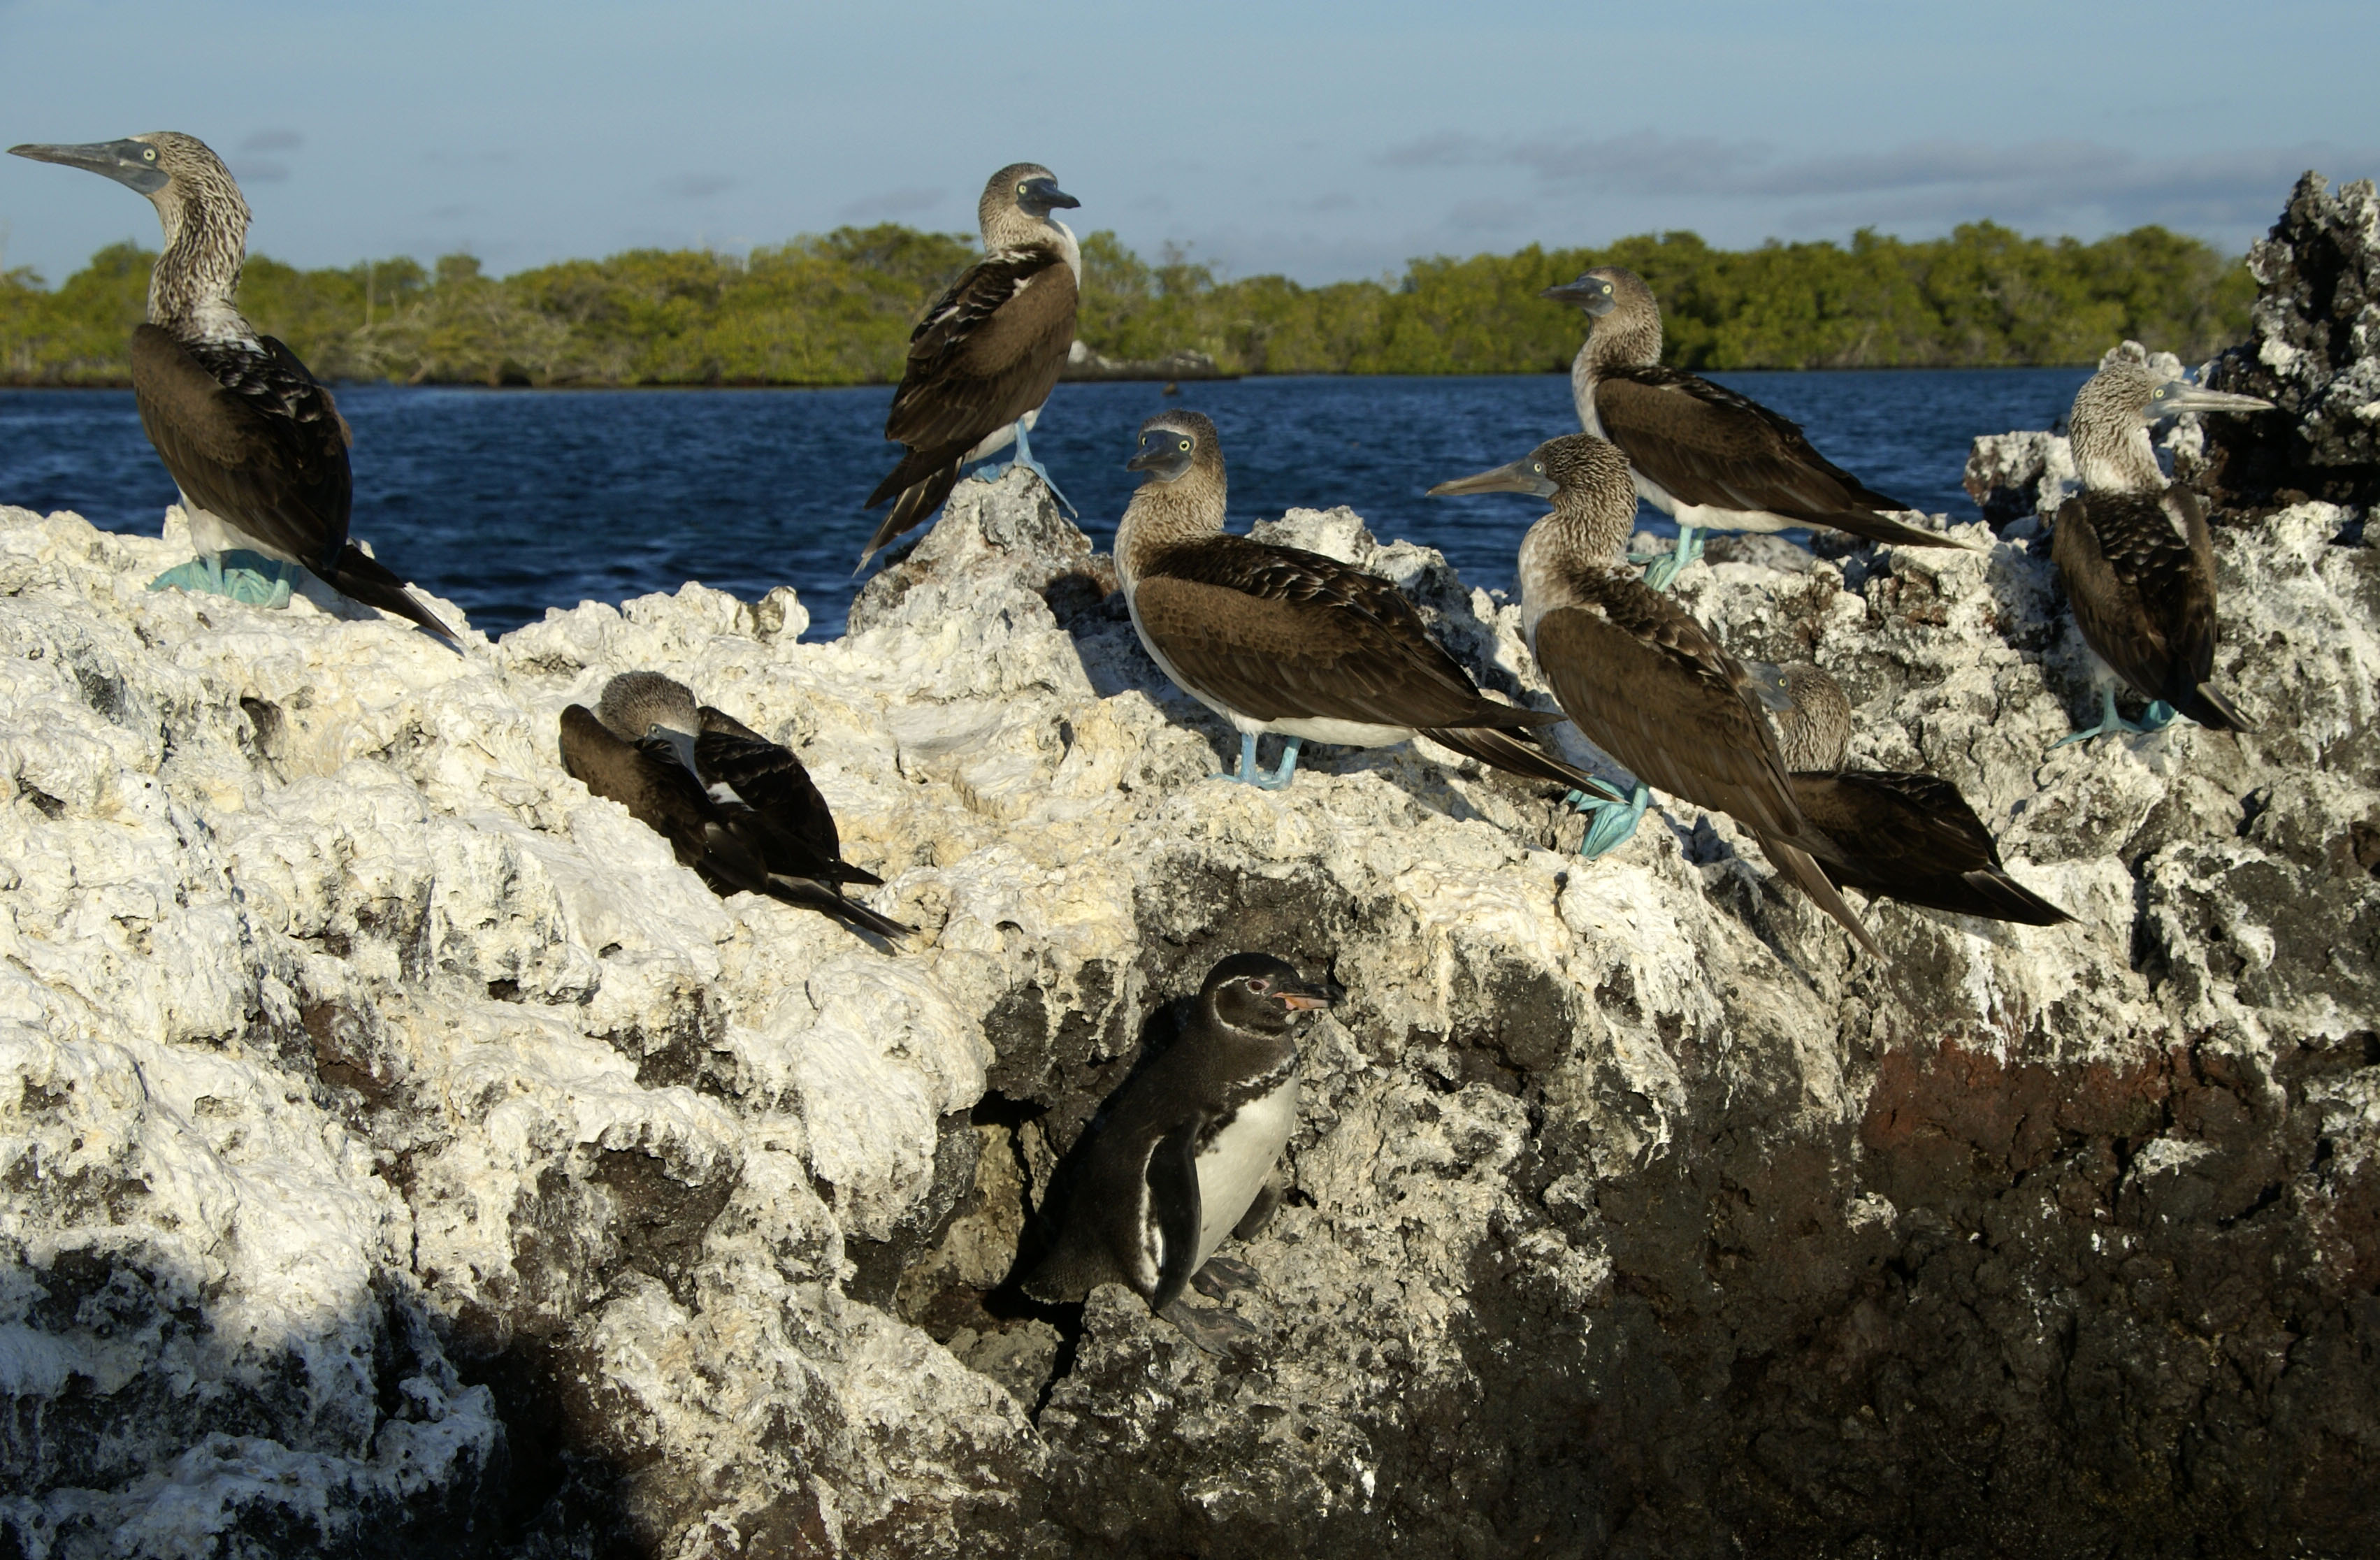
[
  {"x1": 1428, "y1": 456, "x2": 1558, "y2": 499},
  {"x1": 1276, "y1": 978, "x2": 1339, "y2": 1012}
]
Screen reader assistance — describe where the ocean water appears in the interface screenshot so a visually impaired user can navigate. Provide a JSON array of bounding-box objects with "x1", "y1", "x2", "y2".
[{"x1": 0, "y1": 368, "x2": 2089, "y2": 640}]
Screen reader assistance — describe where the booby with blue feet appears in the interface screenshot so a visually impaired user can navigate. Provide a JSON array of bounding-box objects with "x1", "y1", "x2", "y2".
[
  {"x1": 8, "y1": 133, "x2": 456, "y2": 643},
  {"x1": 1752, "y1": 660, "x2": 2071, "y2": 926},
  {"x1": 2049, "y1": 357, "x2": 2269, "y2": 745},
  {"x1": 1117, "y1": 412, "x2": 1597, "y2": 794},
  {"x1": 1431, "y1": 433, "x2": 1882, "y2": 958},
  {"x1": 1539, "y1": 266, "x2": 1970, "y2": 591},
  {"x1": 1023, "y1": 952, "x2": 1334, "y2": 1350},
  {"x1": 859, "y1": 163, "x2": 1083, "y2": 568}
]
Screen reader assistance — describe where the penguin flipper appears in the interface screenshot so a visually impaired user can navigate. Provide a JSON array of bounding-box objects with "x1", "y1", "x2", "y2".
[{"x1": 1144, "y1": 1121, "x2": 1204, "y2": 1313}]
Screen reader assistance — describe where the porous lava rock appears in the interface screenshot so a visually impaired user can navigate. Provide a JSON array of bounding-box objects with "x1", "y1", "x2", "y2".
[{"x1": 3, "y1": 226, "x2": 2377, "y2": 1556}]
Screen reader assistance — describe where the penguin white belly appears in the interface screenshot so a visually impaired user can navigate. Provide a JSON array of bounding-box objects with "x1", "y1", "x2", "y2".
[
  {"x1": 1123, "y1": 588, "x2": 1417, "y2": 751},
  {"x1": 1190, "y1": 1077, "x2": 1299, "y2": 1273}
]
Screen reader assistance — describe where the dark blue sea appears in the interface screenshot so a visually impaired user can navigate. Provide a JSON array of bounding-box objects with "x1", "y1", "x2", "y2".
[{"x1": 0, "y1": 370, "x2": 2089, "y2": 640}]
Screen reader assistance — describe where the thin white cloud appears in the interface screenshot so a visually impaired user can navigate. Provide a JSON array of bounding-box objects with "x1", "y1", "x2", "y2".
[
  {"x1": 239, "y1": 129, "x2": 303, "y2": 154},
  {"x1": 660, "y1": 173, "x2": 734, "y2": 201},
  {"x1": 837, "y1": 185, "x2": 946, "y2": 219}
]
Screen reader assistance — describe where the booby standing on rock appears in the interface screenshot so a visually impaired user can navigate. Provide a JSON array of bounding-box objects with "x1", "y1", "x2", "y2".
[
  {"x1": 1430, "y1": 434, "x2": 1882, "y2": 959},
  {"x1": 1538, "y1": 266, "x2": 1970, "y2": 591},
  {"x1": 1751, "y1": 661, "x2": 2072, "y2": 925},
  {"x1": 860, "y1": 163, "x2": 1082, "y2": 568},
  {"x1": 1117, "y1": 412, "x2": 1599, "y2": 794},
  {"x1": 2049, "y1": 360, "x2": 2270, "y2": 745},
  {"x1": 1023, "y1": 953, "x2": 1334, "y2": 1347},
  {"x1": 558, "y1": 672, "x2": 910, "y2": 941},
  {"x1": 8, "y1": 133, "x2": 456, "y2": 643}
]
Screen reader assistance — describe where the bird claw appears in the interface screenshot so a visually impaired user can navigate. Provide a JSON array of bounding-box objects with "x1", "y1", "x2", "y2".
[
  {"x1": 1637, "y1": 530, "x2": 1703, "y2": 593},
  {"x1": 1564, "y1": 779, "x2": 1650, "y2": 858},
  {"x1": 1160, "y1": 1297, "x2": 1264, "y2": 1357},
  {"x1": 148, "y1": 550, "x2": 296, "y2": 609},
  {"x1": 1192, "y1": 1255, "x2": 1262, "y2": 1301},
  {"x1": 2052, "y1": 686, "x2": 2168, "y2": 749}
]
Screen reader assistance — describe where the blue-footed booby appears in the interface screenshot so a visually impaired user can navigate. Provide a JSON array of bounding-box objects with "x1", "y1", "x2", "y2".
[
  {"x1": 1752, "y1": 662, "x2": 2072, "y2": 925},
  {"x1": 2049, "y1": 360, "x2": 2270, "y2": 744},
  {"x1": 1023, "y1": 952, "x2": 1333, "y2": 1347},
  {"x1": 558, "y1": 672, "x2": 910, "y2": 942},
  {"x1": 859, "y1": 163, "x2": 1082, "y2": 568},
  {"x1": 1429, "y1": 434, "x2": 1883, "y2": 960},
  {"x1": 1539, "y1": 266, "x2": 1970, "y2": 591},
  {"x1": 8, "y1": 133, "x2": 456, "y2": 644},
  {"x1": 1117, "y1": 412, "x2": 1599, "y2": 794}
]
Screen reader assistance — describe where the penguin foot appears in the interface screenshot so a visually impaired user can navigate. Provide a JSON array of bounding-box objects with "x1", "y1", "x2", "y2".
[
  {"x1": 1161, "y1": 1299, "x2": 1263, "y2": 1358},
  {"x1": 1191, "y1": 1255, "x2": 1262, "y2": 1301},
  {"x1": 1564, "y1": 778, "x2": 1651, "y2": 858},
  {"x1": 148, "y1": 550, "x2": 296, "y2": 609}
]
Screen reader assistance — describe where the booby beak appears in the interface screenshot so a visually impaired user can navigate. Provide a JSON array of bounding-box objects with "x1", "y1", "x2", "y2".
[
  {"x1": 1126, "y1": 428, "x2": 1197, "y2": 480},
  {"x1": 1276, "y1": 977, "x2": 1339, "y2": 1012},
  {"x1": 2150, "y1": 381, "x2": 2275, "y2": 420},
  {"x1": 1538, "y1": 274, "x2": 1616, "y2": 316},
  {"x1": 9, "y1": 138, "x2": 168, "y2": 196},
  {"x1": 1427, "y1": 456, "x2": 1559, "y2": 499},
  {"x1": 1021, "y1": 176, "x2": 1080, "y2": 213}
]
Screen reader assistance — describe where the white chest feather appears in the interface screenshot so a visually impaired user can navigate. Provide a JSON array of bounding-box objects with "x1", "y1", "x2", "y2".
[{"x1": 1190, "y1": 1077, "x2": 1299, "y2": 1271}]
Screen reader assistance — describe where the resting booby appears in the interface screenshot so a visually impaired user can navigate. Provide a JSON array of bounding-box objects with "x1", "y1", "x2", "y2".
[
  {"x1": 1752, "y1": 661, "x2": 2072, "y2": 925},
  {"x1": 859, "y1": 162, "x2": 1082, "y2": 568},
  {"x1": 8, "y1": 133, "x2": 456, "y2": 643},
  {"x1": 1538, "y1": 266, "x2": 1968, "y2": 590},
  {"x1": 1118, "y1": 412, "x2": 1598, "y2": 794},
  {"x1": 2049, "y1": 360, "x2": 2270, "y2": 744},
  {"x1": 1023, "y1": 952, "x2": 1334, "y2": 1348},
  {"x1": 558, "y1": 672, "x2": 910, "y2": 941},
  {"x1": 1430, "y1": 434, "x2": 1882, "y2": 958}
]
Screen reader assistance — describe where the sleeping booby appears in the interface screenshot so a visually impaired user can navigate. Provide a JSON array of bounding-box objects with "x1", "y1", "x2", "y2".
[
  {"x1": 1023, "y1": 952, "x2": 1334, "y2": 1349},
  {"x1": 8, "y1": 133, "x2": 456, "y2": 643},
  {"x1": 558, "y1": 672, "x2": 910, "y2": 941},
  {"x1": 2049, "y1": 360, "x2": 2270, "y2": 744},
  {"x1": 859, "y1": 162, "x2": 1082, "y2": 568},
  {"x1": 1539, "y1": 266, "x2": 1969, "y2": 590},
  {"x1": 1429, "y1": 434, "x2": 1882, "y2": 959},
  {"x1": 1752, "y1": 661, "x2": 2072, "y2": 925},
  {"x1": 1118, "y1": 412, "x2": 1599, "y2": 794}
]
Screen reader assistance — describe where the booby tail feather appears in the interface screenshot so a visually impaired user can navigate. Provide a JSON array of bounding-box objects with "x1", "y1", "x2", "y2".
[{"x1": 324, "y1": 542, "x2": 460, "y2": 646}]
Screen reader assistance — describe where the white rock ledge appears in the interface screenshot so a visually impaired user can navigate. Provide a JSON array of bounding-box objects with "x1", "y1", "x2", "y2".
[{"x1": 2, "y1": 466, "x2": 2377, "y2": 1556}]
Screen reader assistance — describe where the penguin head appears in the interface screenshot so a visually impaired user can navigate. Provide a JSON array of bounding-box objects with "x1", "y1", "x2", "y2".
[{"x1": 1201, "y1": 952, "x2": 1336, "y2": 1036}]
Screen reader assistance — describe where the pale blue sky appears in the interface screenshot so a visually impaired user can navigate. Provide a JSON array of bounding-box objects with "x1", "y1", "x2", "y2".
[{"x1": 2, "y1": 0, "x2": 2372, "y2": 286}]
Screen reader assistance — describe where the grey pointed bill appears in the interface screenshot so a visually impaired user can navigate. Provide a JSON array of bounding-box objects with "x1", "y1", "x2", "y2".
[
  {"x1": 1020, "y1": 175, "x2": 1079, "y2": 213},
  {"x1": 8, "y1": 138, "x2": 168, "y2": 194},
  {"x1": 1539, "y1": 273, "x2": 1617, "y2": 315},
  {"x1": 2149, "y1": 381, "x2": 2275, "y2": 419},
  {"x1": 1427, "y1": 456, "x2": 1559, "y2": 499}
]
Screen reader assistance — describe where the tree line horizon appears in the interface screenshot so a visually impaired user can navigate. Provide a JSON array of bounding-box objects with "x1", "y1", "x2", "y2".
[{"x1": 0, "y1": 220, "x2": 2253, "y2": 389}]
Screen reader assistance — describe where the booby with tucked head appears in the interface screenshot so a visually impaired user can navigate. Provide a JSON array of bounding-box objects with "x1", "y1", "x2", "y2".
[
  {"x1": 1537, "y1": 266, "x2": 1969, "y2": 590},
  {"x1": 8, "y1": 133, "x2": 456, "y2": 643},
  {"x1": 558, "y1": 672, "x2": 909, "y2": 941},
  {"x1": 2048, "y1": 359, "x2": 2270, "y2": 744},
  {"x1": 1023, "y1": 953, "x2": 1334, "y2": 1344},
  {"x1": 1752, "y1": 661, "x2": 2071, "y2": 925},
  {"x1": 859, "y1": 163, "x2": 1083, "y2": 568},
  {"x1": 1431, "y1": 433, "x2": 1882, "y2": 958},
  {"x1": 1117, "y1": 411, "x2": 1599, "y2": 793}
]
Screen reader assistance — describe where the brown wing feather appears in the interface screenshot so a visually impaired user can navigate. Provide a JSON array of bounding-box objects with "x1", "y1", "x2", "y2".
[
  {"x1": 880, "y1": 252, "x2": 1077, "y2": 457},
  {"x1": 2051, "y1": 490, "x2": 2233, "y2": 725},
  {"x1": 1531, "y1": 582, "x2": 1805, "y2": 837},
  {"x1": 130, "y1": 324, "x2": 351, "y2": 570},
  {"x1": 1134, "y1": 538, "x2": 1556, "y2": 732},
  {"x1": 694, "y1": 707, "x2": 881, "y2": 888},
  {"x1": 1791, "y1": 771, "x2": 2072, "y2": 925}
]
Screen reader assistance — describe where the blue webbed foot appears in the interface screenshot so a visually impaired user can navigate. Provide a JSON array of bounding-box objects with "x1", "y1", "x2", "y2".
[
  {"x1": 2137, "y1": 700, "x2": 2177, "y2": 730},
  {"x1": 2054, "y1": 685, "x2": 2167, "y2": 749},
  {"x1": 1634, "y1": 526, "x2": 1702, "y2": 593},
  {"x1": 148, "y1": 550, "x2": 296, "y2": 608},
  {"x1": 1218, "y1": 733, "x2": 1304, "y2": 789},
  {"x1": 1006, "y1": 424, "x2": 1079, "y2": 519},
  {"x1": 1565, "y1": 778, "x2": 1650, "y2": 858}
]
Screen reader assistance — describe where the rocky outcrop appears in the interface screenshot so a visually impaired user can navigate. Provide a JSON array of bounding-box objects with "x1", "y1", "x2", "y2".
[
  {"x1": 5, "y1": 233, "x2": 2379, "y2": 1554},
  {"x1": 1060, "y1": 340, "x2": 1232, "y2": 382},
  {"x1": 2200, "y1": 171, "x2": 2380, "y2": 509}
]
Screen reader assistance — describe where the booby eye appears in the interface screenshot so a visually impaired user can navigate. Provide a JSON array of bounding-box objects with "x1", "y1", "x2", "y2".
[
  {"x1": 141, "y1": 147, "x2": 157, "y2": 162},
  {"x1": 1017, "y1": 182, "x2": 1030, "y2": 196},
  {"x1": 1533, "y1": 461, "x2": 1545, "y2": 474},
  {"x1": 1177, "y1": 439, "x2": 1190, "y2": 452},
  {"x1": 1600, "y1": 282, "x2": 1612, "y2": 294}
]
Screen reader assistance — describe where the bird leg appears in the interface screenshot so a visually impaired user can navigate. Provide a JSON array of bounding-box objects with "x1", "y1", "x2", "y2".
[
  {"x1": 147, "y1": 548, "x2": 296, "y2": 609},
  {"x1": 1005, "y1": 421, "x2": 1079, "y2": 519},
  {"x1": 2053, "y1": 684, "x2": 2168, "y2": 749},
  {"x1": 1631, "y1": 525, "x2": 1703, "y2": 593},
  {"x1": 1565, "y1": 777, "x2": 1651, "y2": 858},
  {"x1": 1221, "y1": 733, "x2": 1304, "y2": 789}
]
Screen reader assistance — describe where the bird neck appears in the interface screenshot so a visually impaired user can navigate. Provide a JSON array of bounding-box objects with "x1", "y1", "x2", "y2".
[
  {"x1": 984, "y1": 208, "x2": 1076, "y2": 273},
  {"x1": 1584, "y1": 303, "x2": 1661, "y2": 375},
  {"x1": 149, "y1": 184, "x2": 255, "y2": 343},
  {"x1": 2071, "y1": 417, "x2": 2166, "y2": 495},
  {"x1": 1115, "y1": 464, "x2": 1226, "y2": 588},
  {"x1": 1517, "y1": 498, "x2": 1631, "y2": 623}
]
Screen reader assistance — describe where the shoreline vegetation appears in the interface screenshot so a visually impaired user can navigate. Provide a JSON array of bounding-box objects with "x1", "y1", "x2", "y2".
[{"x1": 0, "y1": 222, "x2": 2251, "y2": 389}]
